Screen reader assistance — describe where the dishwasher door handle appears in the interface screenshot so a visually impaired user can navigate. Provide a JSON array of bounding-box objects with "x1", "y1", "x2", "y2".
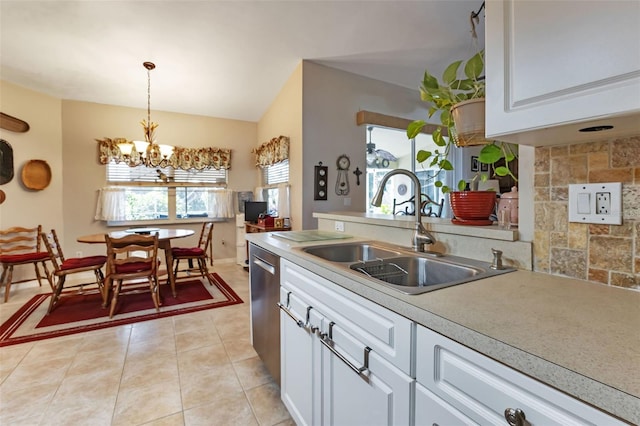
[{"x1": 252, "y1": 256, "x2": 276, "y2": 275}]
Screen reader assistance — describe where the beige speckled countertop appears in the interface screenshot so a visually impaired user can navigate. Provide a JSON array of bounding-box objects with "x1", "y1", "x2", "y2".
[{"x1": 246, "y1": 232, "x2": 640, "y2": 424}]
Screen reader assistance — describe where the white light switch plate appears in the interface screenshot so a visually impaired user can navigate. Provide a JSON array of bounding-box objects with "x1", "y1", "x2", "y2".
[{"x1": 568, "y1": 182, "x2": 622, "y2": 225}]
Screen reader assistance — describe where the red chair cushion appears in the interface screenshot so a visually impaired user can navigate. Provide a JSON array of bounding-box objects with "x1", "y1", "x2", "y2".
[
  {"x1": 172, "y1": 247, "x2": 204, "y2": 257},
  {"x1": 0, "y1": 251, "x2": 50, "y2": 264},
  {"x1": 61, "y1": 255, "x2": 107, "y2": 271},
  {"x1": 115, "y1": 262, "x2": 153, "y2": 274}
]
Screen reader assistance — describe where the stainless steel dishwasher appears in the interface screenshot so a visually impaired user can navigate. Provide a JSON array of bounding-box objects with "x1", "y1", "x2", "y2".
[{"x1": 249, "y1": 243, "x2": 280, "y2": 386}]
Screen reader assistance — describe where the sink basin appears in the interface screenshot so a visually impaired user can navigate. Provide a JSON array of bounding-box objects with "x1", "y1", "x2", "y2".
[
  {"x1": 301, "y1": 243, "x2": 402, "y2": 263},
  {"x1": 296, "y1": 241, "x2": 516, "y2": 295},
  {"x1": 350, "y1": 257, "x2": 483, "y2": 294}
]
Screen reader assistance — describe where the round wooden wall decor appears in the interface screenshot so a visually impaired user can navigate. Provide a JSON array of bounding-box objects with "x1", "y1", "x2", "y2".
[{"x1": 21, "y1": 159, "x2": 52, "y2": 190}]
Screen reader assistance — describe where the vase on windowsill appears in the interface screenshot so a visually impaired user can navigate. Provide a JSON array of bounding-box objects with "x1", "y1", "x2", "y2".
[{"x1": 449, "y1": 191, "x2": 496, "y2": 226}]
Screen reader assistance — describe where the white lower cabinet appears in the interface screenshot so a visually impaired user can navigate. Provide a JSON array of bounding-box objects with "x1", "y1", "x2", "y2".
[
  {"x1": 416, "y1": 325, "x2": 624, "y2": 426},
  {"x1": 279, "y1": 258, "x2": 625, "y2": 425},
  {"x1": 280, "y1": 260, "x2": 413, "y2": 426}
]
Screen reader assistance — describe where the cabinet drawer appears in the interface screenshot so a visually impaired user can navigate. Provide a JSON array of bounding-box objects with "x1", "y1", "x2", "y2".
[
  {"x1": 282, "y1": 259, "x2": 413, "y2": 374},
  {"x1": 416, "y1": 326, "x2": 624, "y2": 425},
  {"x1": 415, "y1": 382, "x2": 477, "y2": 426}
]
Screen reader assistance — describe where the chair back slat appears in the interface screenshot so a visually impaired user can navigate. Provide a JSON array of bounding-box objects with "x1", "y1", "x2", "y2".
[
  {"x1": 41, "y1": 230, "x2": 62, "y2": 271},
  {"x1": 199, "y1": 222, "x2": 214, "y2": 250},
  {"x1": 0, "y1": 225, "x2": 42, "y2": 254},
  {"x1": 105, "y1": 234, "x2": 159, "y2": 277}
]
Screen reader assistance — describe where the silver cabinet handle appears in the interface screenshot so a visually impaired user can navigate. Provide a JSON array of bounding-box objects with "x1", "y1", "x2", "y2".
[
  {"x1": 278, "y1": 302, "x2": 304, "y2": 328},
  {"x1": 252, "y1": 256, "x2": 275, "y2": 275},
  {"x1": 504, "y1": 408, "x2": 531, "y2": 426},
  {"x1": 320, "y1": 321, "x2": 372, "y2": 381}
]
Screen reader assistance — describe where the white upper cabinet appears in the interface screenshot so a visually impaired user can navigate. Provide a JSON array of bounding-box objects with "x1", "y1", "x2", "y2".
[{"x1": 485, "y1": 0, "x2": 640, "y2": 146}]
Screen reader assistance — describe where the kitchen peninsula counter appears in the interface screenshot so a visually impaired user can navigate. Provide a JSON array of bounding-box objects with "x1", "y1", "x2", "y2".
[{"x1": 246, "y1": 231, "x2": 640, "y2": 424}]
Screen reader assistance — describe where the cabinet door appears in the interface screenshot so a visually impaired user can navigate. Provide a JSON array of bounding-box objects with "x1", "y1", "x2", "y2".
[
  {"x1": 485, "y1": 0, "x2": 640, "y2": 145},
  {"x1": 321, "y1": 323, "x2": 413, "y2": 426},
  {"x1": 416, "y1": 325, "x2": 625, "y2": 425},
  {"x1": 415, "y1": 383, "x2": 478, "y2": 426},
  {"x1": 279, "y1": 286, "x2": 323, "y2": 426},
  {"x1": 281, "y1": 259, "x2": 413, "y2": 374}
]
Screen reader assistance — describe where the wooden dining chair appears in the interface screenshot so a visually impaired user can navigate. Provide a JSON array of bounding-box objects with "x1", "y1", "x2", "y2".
[
  {"x1": 171, "y1": 222, "x2": 214, "y2": 286},
  {"x1": 105, "y1": 233, "x2": 160, "y2": 318},
  {"x1": 41, "y1": 229, "x2": 107, "y2": 314},
  {"x1": 0, "y1": 225, "x2": 52, "y2": 302}
]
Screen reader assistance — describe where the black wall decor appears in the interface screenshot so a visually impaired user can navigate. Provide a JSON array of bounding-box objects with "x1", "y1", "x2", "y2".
[{"x1": 314, "y1": 162, "x2": 328, "y2": 200}]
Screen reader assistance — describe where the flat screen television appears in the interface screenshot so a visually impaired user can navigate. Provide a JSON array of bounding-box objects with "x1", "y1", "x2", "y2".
[{"x1": 244, "y1": 201, "x2": 268, "y2": 223}]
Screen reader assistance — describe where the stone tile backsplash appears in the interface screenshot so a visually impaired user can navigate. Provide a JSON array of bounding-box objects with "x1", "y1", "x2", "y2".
[{"x1": 534, "y1": 136, "x2": 640, "y2": 291}]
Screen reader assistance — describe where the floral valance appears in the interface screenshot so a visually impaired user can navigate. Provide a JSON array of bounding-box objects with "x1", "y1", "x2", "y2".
[
  {"x1": 97, "y1": 138, "x2": 232, "y2": 171},
  {"x1": 252, "y1": 135, "x2": 289, "y2": 167}
]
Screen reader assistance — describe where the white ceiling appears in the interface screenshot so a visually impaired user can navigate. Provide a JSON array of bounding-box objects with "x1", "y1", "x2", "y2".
[{"x1": 0, "y1": 0, "x2": 485, "y2": 122}]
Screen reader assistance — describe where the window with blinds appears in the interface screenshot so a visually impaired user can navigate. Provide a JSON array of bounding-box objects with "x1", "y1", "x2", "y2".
[
  {"x1": 262, "y1": 159, "x2": 289, "y2": 185},
  {"x1": 104, "y1": 162, "x2": 228, "y2": 223},
  {"x1": 107, "y1": 163, "x2": 227, "y2": 184}
]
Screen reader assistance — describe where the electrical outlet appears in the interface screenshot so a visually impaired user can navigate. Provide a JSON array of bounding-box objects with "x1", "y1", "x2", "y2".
[
  {"x1": 334, "y1": 221, "x2": 345, "y2": 232},
  {"x1": 595, "y1": 192, "x2": 611, "y2": 214},
  {"x1": 568, "y1": 182, "x2": 622, "y2": 225}
]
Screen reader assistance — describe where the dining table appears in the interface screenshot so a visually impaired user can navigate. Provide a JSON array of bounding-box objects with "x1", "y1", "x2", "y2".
[{"x1": 77, "y1": 228, "x2": 195, "y2": 301}]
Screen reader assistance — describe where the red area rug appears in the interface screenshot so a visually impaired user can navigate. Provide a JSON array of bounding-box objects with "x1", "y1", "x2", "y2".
[{"x1": 0, "y1": 273, "x2": 243, "y2": 347}]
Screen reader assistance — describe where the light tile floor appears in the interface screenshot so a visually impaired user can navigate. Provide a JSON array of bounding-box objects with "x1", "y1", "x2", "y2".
[{"x1": 0, "y1": 263, "x2": 293, "y2": 426}]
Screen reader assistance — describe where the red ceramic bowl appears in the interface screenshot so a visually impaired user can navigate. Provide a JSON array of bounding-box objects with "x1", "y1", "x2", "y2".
[{"x1": 449, "y1": 191, "x2": 496, "y2": 220}]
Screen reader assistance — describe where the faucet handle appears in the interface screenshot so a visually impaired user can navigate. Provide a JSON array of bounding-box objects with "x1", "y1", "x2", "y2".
[{"x1": 491, "y1": 248, "x2": 504, "y2": 270}]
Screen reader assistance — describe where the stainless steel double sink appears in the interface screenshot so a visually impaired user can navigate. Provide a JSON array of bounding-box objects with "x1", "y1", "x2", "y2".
[{"x1": 297, "y1": 241, "x2": 515, "y2": 295}]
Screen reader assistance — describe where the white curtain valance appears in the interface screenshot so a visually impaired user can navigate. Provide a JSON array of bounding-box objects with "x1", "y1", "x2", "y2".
[{"x1": 252, "y1": 136, "x2": 289, "y2": 167}]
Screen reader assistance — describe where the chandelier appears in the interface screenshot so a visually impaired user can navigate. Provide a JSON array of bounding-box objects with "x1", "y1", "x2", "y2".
[{"x1": 118, "y1": 61, "x2": 174, "y2": 167}]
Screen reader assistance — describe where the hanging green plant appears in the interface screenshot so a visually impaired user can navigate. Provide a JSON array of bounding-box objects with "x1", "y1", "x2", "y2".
[{"x1": 407, "y1": 50, "x2": 517, "y2": 193}]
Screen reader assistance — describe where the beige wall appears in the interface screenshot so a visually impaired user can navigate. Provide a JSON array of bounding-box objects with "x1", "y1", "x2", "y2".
[
  {"x1": 533, "y1": 137, "x2": 640, "y2": 290},
  {"x1": 0, "y1": 81, "x2": 64, "y2": 281},
  {"x1": 61, "y1": 100, "x2": 257, "y2": 260},
  {"x1": 257, "y1": 63, "x2": 303, "y2": 230}
]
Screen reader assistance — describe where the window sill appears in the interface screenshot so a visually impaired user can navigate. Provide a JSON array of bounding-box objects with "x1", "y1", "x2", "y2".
[{"x1": 106, "y1": 217, "x2": 230, "y2": 227}]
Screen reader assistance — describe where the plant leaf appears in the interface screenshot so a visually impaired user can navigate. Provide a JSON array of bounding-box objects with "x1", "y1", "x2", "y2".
[
  {"x1": 451, "y1": 79, "x2": 474, "y2": 91},
  {"x1": 442, "y1": 60, "x2": 462, "y2": 85},
  {"x1": 479, "y1": 143, "x2": 503, "y2": 163},
  {"x1": 416, "y1": 149, "x2": 431, "y2": 163},
  {"x1": 464, "y1": 50, "x2": 484, "y2": 81},
  {"x1": 441, "y1": 185, "x2": 451, "y2": 194},
  {"x1": 457, "y1": 180, "x2": 467, "y2": 191},
  {"x1": 407, "y1": 120, "x2": 426, "y2": 139},
  {"x1": 434, "y1": 181, "x2": 443, "y2": 188},
  {"x1": 422, "y1": 72, "x2": 439, "y2": 90},
  {"x1": 494, "y1": 166, "x2": 510, "y2": 176},
  {"x1": 441, "y1": 159, "x2": 453, "y2": 171},
  {"x1": 433, "y1": 130, "x2": 447, "y2": 147}
]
